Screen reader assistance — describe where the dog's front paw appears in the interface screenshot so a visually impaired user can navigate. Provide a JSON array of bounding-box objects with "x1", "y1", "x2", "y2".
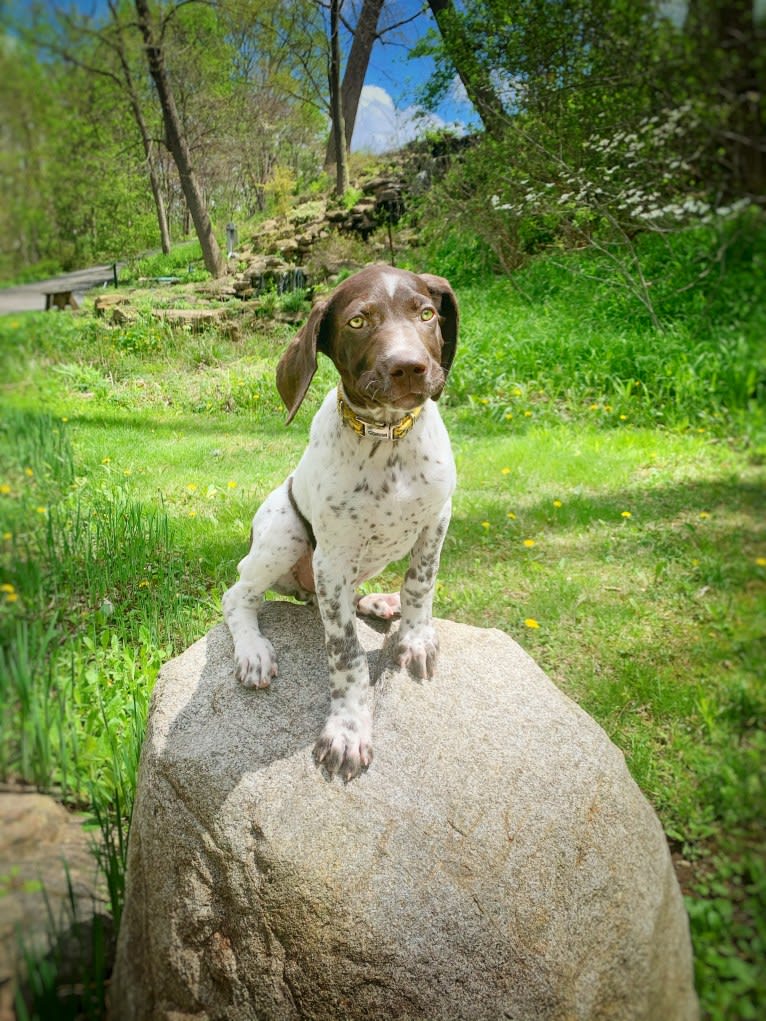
[
  {"x1": 234, "y1": 635, "x2": 277, "y2": 689},
  {"x1": 397, "y1": 624, "x2": 439, "y2": 679},
  {"x1": 313, "y1": 712, "x2": 373, "y2": 781}
]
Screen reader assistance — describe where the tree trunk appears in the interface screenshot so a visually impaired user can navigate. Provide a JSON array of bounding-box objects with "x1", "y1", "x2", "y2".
[
  {"x1": 427, "y1": 0, "x2": 506, "y2": 138},
  {"x1": 329, "y1": 0, "x2": 350, "y2": 195},
  {"x1": 134, "y1": 0, "x2": 224, "y2": 276},
  {"x1": 324, "y1": 0, "x2": 385, "y2": 167},
  {"x1": 109, "y1": 0, "x2": 171, "y2": 253},
  {"x1": 685, "y1": 0, "x2": 764, "y2": 200}
]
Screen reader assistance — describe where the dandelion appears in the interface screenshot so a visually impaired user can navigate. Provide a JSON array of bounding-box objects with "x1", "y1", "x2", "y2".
[
  {"x1": 524, "y1": 618, "x2": 540, "y2": 629},
  {"x1": 0, "y1": 583, "x2": 15, "y2": 593},
  {"x1": 24, "y1": 467, "x2": 34, "y2": 477},
  {"x1": 481, "y1": 521, "x2": 490, "y2": 531},
  {"x1": 138, "y1": 579, "x2": 150, "y2": 588},
  {"x1": 513, "y1": 389, "x2": 522, "y2": 397},
  {"x1": 698, "y1": 511, "x2": 711, "y2": 520},
  {"x1": 589, "y1": 404, "x2": 599, "y2": 412},
  {"x1": 523, "y1": 538, "x2": 536, "y2": 548},
  {"x1": 553, "y1": 500, "x2": 562, "y2": 509},
  {"x1": 756, "y1": 557, "x2": 766, "y2": 567},
  {"x1": 501, "y1": 467, "x2": 511, "y2": 476},
  {"x1": 2, "y1": 532, "x2": 11, "y2": 541},
  {"x1": 186, "y1": 483, "x2": 198, "y2": 493},
  {"x1": 227, "y1": 480, "x2": 237, "y2": 489},
  {"x1": 123, "y1": 469, "x2": 132, "y2": 477},
  {"x1": 524, "y1": 410, "x2": 533, "y2": 418},
  {"x1": 102, "y1": 456, "x2": 111, "y2": 465},
  {"x1": 507, "y1": 512, "x2": 517, "y2": 520},
  {"x1": 61, "y1": 416, "x2": 69, "y2": 423},
  {"x1": 0, "y1": 484, "x2": 11, "y2": 495},
  {"x1": 621, "y1": 511, "x2": 632, "y2": 519},
  {"x1": 4, "y1": 592, "x2": 18, "y2": 604},
  {"x1": 188, "y1": 510, "x2": 197, "y2": 518},
  {"x1": 505, "y1": 413, "x2": 513, "y2": 420},
  {"x1": 619, "y1": 415, "x2": 628, "y2": 421},
  {"x1": 36, "y1": 506, "x2": 47, "y2": 515}
]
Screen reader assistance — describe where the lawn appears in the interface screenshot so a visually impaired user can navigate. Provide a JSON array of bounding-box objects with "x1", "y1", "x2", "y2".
[{"x1": 1, "y1": 233, "x2": 764, "y2": 1018}]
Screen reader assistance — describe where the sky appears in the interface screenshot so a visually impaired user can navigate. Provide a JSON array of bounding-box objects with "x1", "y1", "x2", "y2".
[{"x1": 338, "y1": 0, "x2": 478, "y2": 153}]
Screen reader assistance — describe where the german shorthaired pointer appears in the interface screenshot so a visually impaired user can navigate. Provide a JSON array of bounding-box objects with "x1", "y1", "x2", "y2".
[{"x1": 222, "y1": 264, "x2": 458, "y2": 779}]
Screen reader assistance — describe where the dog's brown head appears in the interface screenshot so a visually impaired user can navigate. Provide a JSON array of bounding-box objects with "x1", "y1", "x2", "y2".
[{"x1": 276, "y1": 264, "x2": 459, "y2": 423}]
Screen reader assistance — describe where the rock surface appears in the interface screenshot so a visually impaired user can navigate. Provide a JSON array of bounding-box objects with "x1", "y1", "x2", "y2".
[
  {"x1": 111, "y1": 602, "x2": 699, "y2": 1021},
  {"x1": 0, "y1": 791, "x2": 106, "y2": 1021}
]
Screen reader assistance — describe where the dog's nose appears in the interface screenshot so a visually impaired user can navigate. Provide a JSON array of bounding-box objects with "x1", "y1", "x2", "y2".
[{"x1": 388, "y1": 357, "x2": 427, "y2": 387}]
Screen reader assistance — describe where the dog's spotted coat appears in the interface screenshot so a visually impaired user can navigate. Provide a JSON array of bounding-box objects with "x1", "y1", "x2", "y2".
[{"x1": 222, "y1": 265, "x2": 458, "y2": 779}]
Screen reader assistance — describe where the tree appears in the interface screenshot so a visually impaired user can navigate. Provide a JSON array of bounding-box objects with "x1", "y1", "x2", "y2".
[
  {"x1": 425, "y1": 0, "x2": 506, "y2": 137},
  {"x1": 134, "y1": 0, "x2": 224, "y2": 277},
  {"x1": 328, "y1": 0, "x2": 349, "y2": 194},
  {"x1": 323, "y1": 0, "x2": 384, "y2": 168}
]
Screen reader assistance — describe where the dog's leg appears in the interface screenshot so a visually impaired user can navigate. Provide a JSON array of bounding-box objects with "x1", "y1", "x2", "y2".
[
  {"x1": 397, "y1": 501, "x2": 451, "y2": 679},
  {"x1": 312, "y1": 551, "x2": 373, "y2": 780},
  {"x1": 222, "y1": 482, "x2": 310, "y2": 689}
]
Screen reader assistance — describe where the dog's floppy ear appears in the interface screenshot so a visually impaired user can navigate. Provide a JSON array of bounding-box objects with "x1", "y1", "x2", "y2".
[
  {"x1": 418, "y1": 273, "x2": 459, "y2": 384},
  {"x1": 276, "y1": 298, "x2": 329, "y2": 424}
]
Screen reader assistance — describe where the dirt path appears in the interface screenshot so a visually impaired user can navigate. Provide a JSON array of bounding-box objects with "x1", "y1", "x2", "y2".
[{"x1": 0, "y1": 264, "x2": 121, "y2": 314}]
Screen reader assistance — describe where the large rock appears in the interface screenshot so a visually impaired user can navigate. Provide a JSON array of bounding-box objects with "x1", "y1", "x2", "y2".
[{"x1": 111, "y1": 603, "x2": 698, "y2": 1021}]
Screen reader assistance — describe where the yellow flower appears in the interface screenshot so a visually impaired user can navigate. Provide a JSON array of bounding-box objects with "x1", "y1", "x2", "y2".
[
  {"x1": 0, "y1": 484, "x2": 11, "y2": 495},
  {"x1": 501, "y1": 467, "x2": 511, "y2": 475},
  {"x1": 36, "y1": 506, "x2": 47, "y2": 514},
  {"x1": 227, "y1": 480, "x2": 237, "y2": 489},
  {"x1": 188, "y1": 510, "x2": 197, "y2": 518},
  {"x1": 138, "y1": 579, "x2": 150, "y2": 588},
  {"x1": 61, "y1": 416, "x2": 69, "y2": 423},
  {"x1": 621, "y1": 511, "x2": 632, "y2": 519},
  {"x1": 524, "y1": 410, "x2": 533, "y2": 417},
  {"x1": 604, "y1": 404, "x2": 612, "y2": 412},
  {"x1": 504, "y1": 413, "x2": 513, "y2": 420},
  {"x1": 102, "y1": 456, "x2": 111, "y2": 465},
  {"x1": 4, "y1": 592, "x2": 18, "y2": 603},
  {"x1": 589, "y1": 404, "x2": 599, "y2": 412},
  {"x1": 513, "y1": 388, "x2": 522, "y2": 397},
  {"x1": 24, "y1": 467, "x2": 34, "y2": 477},
  {"x1": 123, "y1": 469, "x2": 133, "y2": 477},
  {"x1": 755, "y1": 557, "x2": 766, "y2": 568},
  {"x1": 479, "y1": 398, "x2": 489, "y2": 405},
  {"x1": 481, "y1": 520, "x2": 490, "y2": 530},
  {"x1": 2, "y1": 532, "x2": 11, "y2": 541},
  {"x1": 507, "y1": 512, "x2": 517, "y2": 520},
  {"x1": 553, "y1": 499, "x2": 562, "y2": 508},
  {"x1": 523, "y1": 538, "x2": 536, "y2": 548},
  {"x1": 0, "y1": 583, "x2": 15, "y2": 593},
  {"x1": 524, "y1": 618, "x2": 540, "y2": 629},
  {"x1": 186, "y1": 483, "x2": 198, "y2": 493},
  {"x1": 698, "y1": 511, "x2": 711, "y2": 520},
  {"x1": 619, "y1": 414, "x2": 628, "y2": 421}
]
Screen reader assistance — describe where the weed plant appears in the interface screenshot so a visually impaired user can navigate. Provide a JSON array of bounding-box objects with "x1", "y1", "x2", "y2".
[{"x1": 1, "y1": 222, "x2": 764, "y2": 1018}]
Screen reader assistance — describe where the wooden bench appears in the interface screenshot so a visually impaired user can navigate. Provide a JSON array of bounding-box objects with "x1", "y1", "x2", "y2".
[{"x1": 44, "y1": 290, "x2": 79, "y2": 311}]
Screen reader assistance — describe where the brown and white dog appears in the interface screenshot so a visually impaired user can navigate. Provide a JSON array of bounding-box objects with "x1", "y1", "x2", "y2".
[{"x1": 222, "y1": 265, "x2": 458, "y2": 779}]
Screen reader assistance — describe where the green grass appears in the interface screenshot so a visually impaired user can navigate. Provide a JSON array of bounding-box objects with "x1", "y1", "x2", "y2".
[{"x1": 1, "y1": 224, "x2": 764, "y2": 1018}]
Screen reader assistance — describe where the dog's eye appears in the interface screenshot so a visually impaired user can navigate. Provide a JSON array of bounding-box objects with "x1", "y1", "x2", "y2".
[
  {"x1": 420, "y1": 307, "x2": 436, "y2": 322},
  {"x1": 348, "y1": 314, "x2": 365, "y2": 329}
]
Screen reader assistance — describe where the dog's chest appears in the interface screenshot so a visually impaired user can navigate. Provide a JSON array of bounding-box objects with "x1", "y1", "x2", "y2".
[{"x1": 294, "y1": 399, "x2": 454, "y2": 564}]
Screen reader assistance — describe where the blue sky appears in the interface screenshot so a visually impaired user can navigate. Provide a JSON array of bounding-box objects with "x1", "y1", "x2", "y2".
[{"x1": 349, "y1": 0, "x2": 477, "y2": 152}]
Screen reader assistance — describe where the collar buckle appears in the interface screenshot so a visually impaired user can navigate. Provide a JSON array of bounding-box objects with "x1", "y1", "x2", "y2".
[{"x1": 337, "y1": 385, "x2": 422, "y2": 441}]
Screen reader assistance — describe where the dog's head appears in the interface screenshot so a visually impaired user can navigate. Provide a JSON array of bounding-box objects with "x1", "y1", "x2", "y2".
[{"x1": 276, "y1": 264, "x2": 459, "y2": 423}]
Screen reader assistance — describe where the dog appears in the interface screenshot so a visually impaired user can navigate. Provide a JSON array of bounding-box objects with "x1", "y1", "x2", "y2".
[{"x1": 222, "y1": 264, "x2": 458, "y2": 779}]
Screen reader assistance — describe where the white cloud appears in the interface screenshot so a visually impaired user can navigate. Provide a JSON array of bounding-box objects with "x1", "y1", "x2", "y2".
[{"x1": 351, "y1": 85, "x2": 462, "y2": 154}]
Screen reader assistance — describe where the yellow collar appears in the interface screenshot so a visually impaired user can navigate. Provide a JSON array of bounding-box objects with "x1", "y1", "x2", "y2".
[{"x1": 337, "y1": 385, "x2": 423, "y2": 441}]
